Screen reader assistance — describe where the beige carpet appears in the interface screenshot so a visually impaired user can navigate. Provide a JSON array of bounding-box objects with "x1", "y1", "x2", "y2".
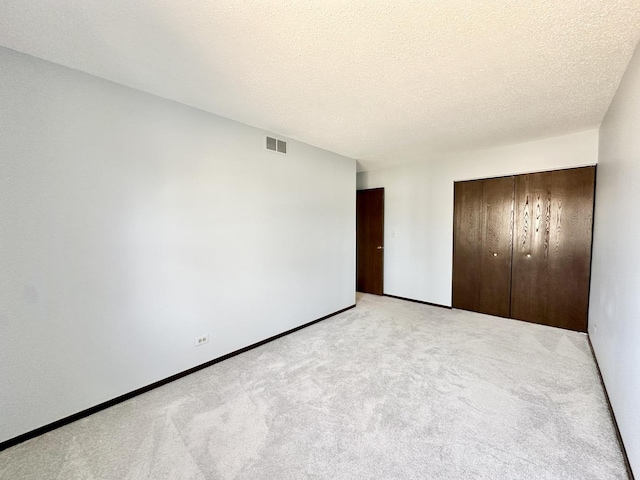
[{"x1": 0, "y1": 293, "x2": 628, "y2": 479}]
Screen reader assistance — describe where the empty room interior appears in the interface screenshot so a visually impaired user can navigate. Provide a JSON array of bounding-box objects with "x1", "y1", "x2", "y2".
[{"x1": 2, "y1": 2, "x2": 640, "y2": 479}]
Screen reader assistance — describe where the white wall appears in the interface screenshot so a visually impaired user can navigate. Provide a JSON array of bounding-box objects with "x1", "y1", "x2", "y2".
[
  {"x1": 357, "y1": 129, "x2": 598, "y2": 305},
  {"x1": 0, "y1": 46, "x2": 356, "y2": 443},
  {"x1": 589, "y1": 41, "x2": 640, "y2": 475}
]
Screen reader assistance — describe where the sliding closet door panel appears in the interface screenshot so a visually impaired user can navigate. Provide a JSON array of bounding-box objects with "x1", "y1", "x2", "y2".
[
  {"x1": 453, "y1": 177, "x2": 513, "y2": 317},
  {"x1": 511, "y1": 167, "x2": 595, "y2": 331},
  {"x1": 452, "y1": 180, "x2": 483, "y2": 311},
  {"x1": 511, "y1": 171, "x2": 551, "y2": 324},
  {"x1": 478, "y1": 176, "x2": 514, "y2": 318},
  {"x1": 547, "y1": 167, "x2": 595, "y2": 331}
]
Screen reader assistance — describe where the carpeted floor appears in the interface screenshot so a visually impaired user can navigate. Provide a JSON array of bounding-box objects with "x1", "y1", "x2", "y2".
[{"x1": 0, "y1": 293, "x2": 628, "y2": 479}]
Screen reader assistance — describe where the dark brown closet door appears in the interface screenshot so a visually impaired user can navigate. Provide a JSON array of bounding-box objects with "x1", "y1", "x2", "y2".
[
  {"x1": 453, "y1": 180, "x2": 483, "y2": 312},
  {"x1": 510, "y1": 167, "x2": 595, "y2": 332},
  {"x1": 453, "y1": 177, "x2": 514, "y2": 317},
  {"x1": 478, "y1": 177, "x2": 515, "y2": 317}
]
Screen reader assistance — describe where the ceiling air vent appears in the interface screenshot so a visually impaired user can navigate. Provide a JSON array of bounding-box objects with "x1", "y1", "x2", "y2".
[{"x1": 266, "y1": 136, "x2": 287, "y2": 154}]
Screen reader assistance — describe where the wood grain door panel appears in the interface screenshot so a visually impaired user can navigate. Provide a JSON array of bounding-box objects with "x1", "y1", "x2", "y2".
[
  {"x1": 452, "y1": 180, "x2": 483, "y2": 312},
  {"x1": 510, "y1": 171, "x2": 552, "y2": 325},
  {"x1": 478, "y1": 176, "x2": 514, "y2": 317},
  {"x1": 453, "y1": 177, "x2": 514, "y2": 317},
  {"x1": 510, "y1": 167, "x2": 595, "y2": 331}
]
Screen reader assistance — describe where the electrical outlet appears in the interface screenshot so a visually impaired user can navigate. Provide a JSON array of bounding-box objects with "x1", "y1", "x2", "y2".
[{"x1": 194, "y1": 334, "x2": 209, "y2": 347}]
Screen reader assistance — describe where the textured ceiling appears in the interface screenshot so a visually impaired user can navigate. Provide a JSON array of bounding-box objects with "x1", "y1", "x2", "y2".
[{"x1": 1, "y1": 1, "x2": 640, "y2": 171}]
